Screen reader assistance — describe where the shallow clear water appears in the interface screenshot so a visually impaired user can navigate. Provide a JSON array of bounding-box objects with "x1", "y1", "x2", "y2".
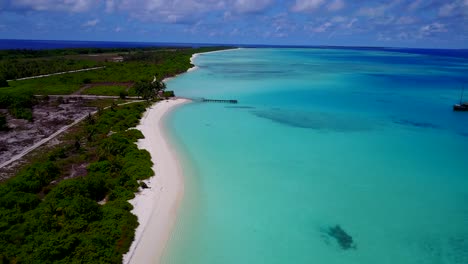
[{"x1": 163, "y1": 48, "x2": 468, "y2": 264}]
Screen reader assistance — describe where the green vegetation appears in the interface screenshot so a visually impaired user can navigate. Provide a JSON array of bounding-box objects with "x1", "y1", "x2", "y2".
[
  {"x1": 0, "y1": 77, "x2": 8, "y2": 87},
  {"x1": 163, "y1": 90, "x2": 175, "y2": 98},
  {"x1": 82, "y1": 85, "x2": 128, "y2": 96},
  {"x1": 0, "y1": 92, "x2": 35, "y2": 121},
  {"x1": 134, "y1": 80, "x2": 166, "y2": 100},
  {"x1": 0, "y1": 103, "x2": 152, "y2": 263},
  {"x1": 0, "y1": 47, "x2": 226, "y2": 97},
  {"x1": 0, "y1": 47, "x2": 176, "y2": 60},
  {"x1": 0, "y1": 58, "x2": 99, "y2": 80},
  {"x1": 0, "y1": 113, "x2": 8, "y2": 131}
]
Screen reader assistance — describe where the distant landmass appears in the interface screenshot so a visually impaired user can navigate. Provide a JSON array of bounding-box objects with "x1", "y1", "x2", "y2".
[
  {"x1": 0, "y1": 39, "x2": 221, "y2": 50},
  {"x1": 1, "y1": 39, "x2": 468, "y2": 59}
]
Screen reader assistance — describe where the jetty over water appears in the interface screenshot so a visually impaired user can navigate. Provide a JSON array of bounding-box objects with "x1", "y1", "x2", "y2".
[{"x1": 201, "y1": 98, "x2": 238, "y2": 104}]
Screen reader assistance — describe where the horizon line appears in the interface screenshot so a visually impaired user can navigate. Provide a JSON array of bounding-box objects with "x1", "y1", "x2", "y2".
[{"x1": 1, "y1": 38, "x2": 468, "y2": 51}]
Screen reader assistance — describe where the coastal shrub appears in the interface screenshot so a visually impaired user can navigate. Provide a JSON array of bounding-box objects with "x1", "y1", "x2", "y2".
[
  {"x1": 0, "y1": 58, "x2": 98, "y2": 80},
  {"x1": 0, "y1": 113, "x2": 8, "y2": 131},
  {"x1": 119, "y1": 90, "x2": 128, "y2": 99},
  {"x1": 134, "y1": 79, "x2": 166, "y2": 100},
  {"x1": 0, "y1": 102, "x2": 154, "y2": 263},
  {"x1": 9, "y1": 107, "x2": 33, "y2": 121},
  {"x1": 8, "y1": 161, "x2": 60, "y2": 193},
  {"x1": 163, "y1": 90, "x2": 175, "y2": 97},
  {"x1": 0, "y1": 93, "x2": 36, "y2": 121},
  {"x1": 0, "y1": 77, "x2": 8, "y2": 87}
]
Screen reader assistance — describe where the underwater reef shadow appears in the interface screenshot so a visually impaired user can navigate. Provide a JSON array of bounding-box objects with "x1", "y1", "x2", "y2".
[
  {"x1": 251, "y1": 109, "x2": 375, "y2": 132},
  {"x1": 392, "y1": 118, "x2": 441, "y2": 129},
  {"x1": 225, "y1": 105, "x2": 256, "y2": 109},
  {"x1": 321, "y1": 225, "x2": 357, "y2": 251}
]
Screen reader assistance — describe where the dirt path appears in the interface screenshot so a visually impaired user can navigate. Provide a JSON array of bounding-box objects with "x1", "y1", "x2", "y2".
[
  {"x1": 73, "y1": 84, "x2": 92, "y2": 95},
  {"x1": 40, "y1": 95, "x2": 141, "y2": 100},
  {"x1": 0, "y1": 100, "x2": 143, "y2": 170},
  {"x1": 73, "y1": 82, "x2": 134, "y2": 95}
]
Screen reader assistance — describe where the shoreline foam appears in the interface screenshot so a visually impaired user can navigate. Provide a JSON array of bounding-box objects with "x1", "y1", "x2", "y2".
[{"x1": 123, "y1": 98, "x2": 189, "y2": 264}]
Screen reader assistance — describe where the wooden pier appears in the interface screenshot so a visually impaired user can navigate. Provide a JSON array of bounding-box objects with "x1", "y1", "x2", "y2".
[{"x1": 201, "y1": 98, "x2": 238, "y2": 104}]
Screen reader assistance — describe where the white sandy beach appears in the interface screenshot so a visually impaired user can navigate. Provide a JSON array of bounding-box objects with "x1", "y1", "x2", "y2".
[
  {"x1": 123, "y1": 98, "x2": 189, "y2": 264},
  {"x1": 124, "y1": 49, "x2": 238, "y2": 263}
]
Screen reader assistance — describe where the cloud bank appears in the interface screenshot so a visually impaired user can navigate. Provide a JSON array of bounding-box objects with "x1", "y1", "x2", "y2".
[{"x1": 0, "y1": 0, "x2": 466, "y2": 48}]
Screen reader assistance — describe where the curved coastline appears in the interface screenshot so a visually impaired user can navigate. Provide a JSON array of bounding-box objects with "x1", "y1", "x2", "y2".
[
  {"x1": 124, "y1": 48, "x2": 239, "y2": 264},
  {"x1": 123, "y1": 98, "x2": 190, "y2": 264}
]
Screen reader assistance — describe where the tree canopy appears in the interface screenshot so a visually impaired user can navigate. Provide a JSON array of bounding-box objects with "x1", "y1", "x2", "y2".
[
  {"x1": 0, "y1": 113, "x2": 8, "y2": 131},
  {"x1": 134, "y1": 79, "x2": 166, "y2": 100},
  {"x1": 0, "y1": 77, "x2": 8, "y2": 87}
]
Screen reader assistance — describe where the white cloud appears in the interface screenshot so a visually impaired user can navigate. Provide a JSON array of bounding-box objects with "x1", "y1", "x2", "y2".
[
  {"x1": 291, "y1": 0, "x2": 324, "y2": 12},
  {"x1": 419, "y1": 22, "x2": 447, "y2": 37},
  {"x1": 313, "y1": 21, "x2": 332, "y2": 32},
  {"x1": 233, "y1": 0, "x2": 272, "y2": 13},
  {"x1": 331, "y1": 16, "x2": 346, "y2": 23},
  {"x1": 12, "y1": 0, "x2": 95, "y2": 12},
  {"x1": 345, "y1": 18, "x2": 357, "y2": 29},
  {"x1": 105, "y1": 0, "x2": 115, "y2": 13},
  {"x1": 114, "y1": 0, "x2": 227, "y2": 23},
  {"x1": 358, "y1": 5, "x2": 386, "y2": 17},
  {"x1": 439, "y1": 3, "x2": 456, "y2": 17},
  {"x1": 229, "y1": 28, "x2": 241, "y2": 36},
  {"x1": 357, "y1": 0, "x2": 401, "y2": 18},
  {"x1": 82, "y1": 19, "x2": 99, "y2": 27},
  {"x1": 397, "y1": 32, "x2": 409, "y2": 40},
  {"x1": 377, "y1": 33, "x2": 392, "y2": 41},
  {"x1": 114, "y1": 26, "x2": 122, "y2": 32},
  {"x1": 439, "y1": 0, "x2": 468, "y2": 17},
  {"x1": 408, "y1": 0, "x2": 423, "y2": 11},
  {"x1": 395, "y1": 16, "x2": 415, "y2": 25},
  {"x1": 327, "y1": 0, "x2": 344, "y2": 12}
]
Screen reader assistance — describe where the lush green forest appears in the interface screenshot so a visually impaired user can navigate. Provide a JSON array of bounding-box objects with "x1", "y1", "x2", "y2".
[
  {"x1": 0, "y1": 47, "x2": 225, "y2": 96},
  {"x1": 0, "y1": 58, "x2": 99, "y2": 80},
  {"x1": 0, "y1": 103, "x2": 152, "y2": 263},
  {"x1": 0, "y1": 47, "x2": 182, "y2": 60},
  {"x1": 0, "y1": 92, "x2": 35, "y2": 121}
]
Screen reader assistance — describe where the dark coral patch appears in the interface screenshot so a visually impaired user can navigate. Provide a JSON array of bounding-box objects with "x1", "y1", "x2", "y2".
[{"x1": 326, "y1": 225, "x2": 357, "y2": 250}]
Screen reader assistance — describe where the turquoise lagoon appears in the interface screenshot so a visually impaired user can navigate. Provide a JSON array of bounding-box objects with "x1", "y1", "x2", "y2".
[{"x1": 163, "y1": 48, "x2": 468, "y2": 263}]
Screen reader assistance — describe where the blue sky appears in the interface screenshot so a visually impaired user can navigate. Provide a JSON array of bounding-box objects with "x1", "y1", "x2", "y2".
[{"x1": 0, "y1": 0, "x2": 467, "y2": 48}]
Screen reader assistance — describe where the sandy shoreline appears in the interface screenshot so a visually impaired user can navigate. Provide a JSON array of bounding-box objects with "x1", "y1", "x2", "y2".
[
  {"x1": 123, "y1": 98, "x2": 189, "y2": 264},
  {"x1": 124, "y1": 48, "x2": 239, "y2": 263}
]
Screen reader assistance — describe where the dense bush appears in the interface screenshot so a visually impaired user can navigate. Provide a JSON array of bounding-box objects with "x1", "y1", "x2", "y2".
[
  {"x1": 0, "y1": 77, "x2": 8, "y2": 87},
  {"x1": 0, "y1": 93, "x2": 36, "y2": 121},
  {"x1": 1, "y1": 47, "x2": 228, "y2": 98},
  {"x1": 0, "y1": 58, "x2": 98, "y2": 80},
  {"x1": 0, "y1": 103, "x2": 152, "y2": 263},
  {"x1": 134, "y1": 80, "x2": 166, "y2": 100},
  {"x1": 0, "y1": 113, "x2": 7, "y2": 131},
  {"x1": 163, "y1": 90, "x2": 175, "y2": 97}
]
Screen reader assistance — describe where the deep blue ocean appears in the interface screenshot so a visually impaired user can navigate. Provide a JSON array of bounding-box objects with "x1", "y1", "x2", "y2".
[{"x1": 164, "y1": 48, "x2": 468, "y2": 264}]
